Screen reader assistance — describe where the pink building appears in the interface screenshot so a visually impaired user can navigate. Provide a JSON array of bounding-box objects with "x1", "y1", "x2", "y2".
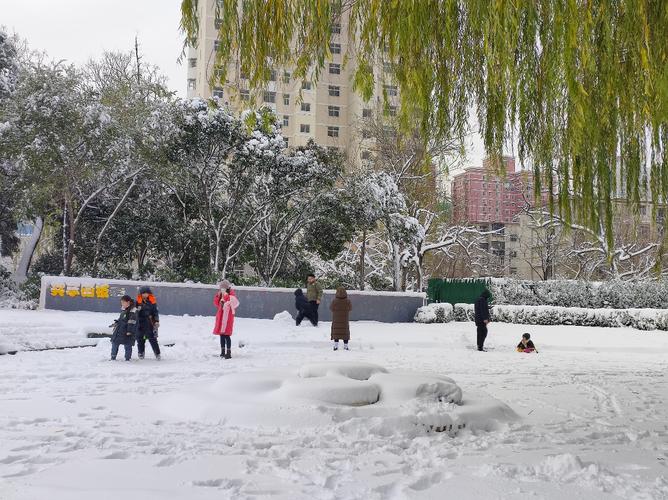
[{"x1": 451, "y1": 156, "x2": 539, "y2": 224}]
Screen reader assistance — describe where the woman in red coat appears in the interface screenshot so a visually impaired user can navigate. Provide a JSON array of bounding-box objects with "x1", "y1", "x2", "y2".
[{"x1": 213, "y1": 279, "x2": 240, "y2": 359}]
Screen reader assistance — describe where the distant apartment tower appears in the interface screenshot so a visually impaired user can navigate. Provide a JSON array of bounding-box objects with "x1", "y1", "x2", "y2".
[
  {"x1": 449, "y1": 156, "x2": 544, "y2": 278},
  {"x1": 451, "y1": 156, "x2": 540, "y2": 225},
  {"x1": 185, "y1": 0, "x2": 398, "y2": 164}
]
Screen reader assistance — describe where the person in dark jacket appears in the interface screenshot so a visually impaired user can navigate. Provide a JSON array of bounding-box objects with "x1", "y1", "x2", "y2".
[
  {"x1": 110, "y1": 295, "x2": 138, "y2": 361},
  {"x1": 294, "y1": 288, "x2": 317, "y2": 326},
  {"x1": 330, "y1": 286, "x2": 352, "y2": 350},
  {"x1": 135, "y1": 285, "x2": 161, "y2": 360},
  {"x1": 474, "y1": 289, "x2": 492, "y2": 351}
]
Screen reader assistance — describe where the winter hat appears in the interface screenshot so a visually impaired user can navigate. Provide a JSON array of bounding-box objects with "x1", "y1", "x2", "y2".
[
  {"x1": 219, "y1": 279, "x2": 232, "y2": 290},
  {"x1": 522, "y1": 333, "x2": 531, "y2": 340},
  {"x1": 294, "y1": 288, "x2": 303, "y2": 296},
  {"x1": 139, "y1": 286, "x2": 152, "y2": 295}
]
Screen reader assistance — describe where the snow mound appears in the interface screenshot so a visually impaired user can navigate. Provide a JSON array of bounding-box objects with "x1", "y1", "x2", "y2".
[
  {"x1": 272, "y1": 310, "x2": 294, "y2": 323},
  {"x1": 298, "y1": 361, "x2": 388, "y2": 380},
  {"x1": 279, "y1": 376, "x2": 381, "y2": 406},
  {"x1": 160, "y1": 361, "x2": 513, "y2": 435}
]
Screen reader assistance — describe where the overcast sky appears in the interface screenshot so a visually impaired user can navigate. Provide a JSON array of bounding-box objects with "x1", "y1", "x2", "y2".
[
  {"x1": 1, "y1": 0, "x2": 187, "y2": 96},
  {"x1": 1, "y1": 0, "x2": 487, "y2": 167}
]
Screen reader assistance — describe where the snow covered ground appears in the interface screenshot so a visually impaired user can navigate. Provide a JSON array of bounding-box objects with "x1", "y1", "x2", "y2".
[{"x1": 1, "y1": 308, "x2": 668, "y2": 500}]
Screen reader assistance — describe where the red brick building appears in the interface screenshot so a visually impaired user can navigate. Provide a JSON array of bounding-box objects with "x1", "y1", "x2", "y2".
[{"x1": 451, "y1": 156, "x2": 538, "y2": 225}]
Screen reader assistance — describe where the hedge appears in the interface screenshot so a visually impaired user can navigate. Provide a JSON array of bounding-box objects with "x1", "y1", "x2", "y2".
[{"x1": 415, "y1": 301, "x2": 668, "y2": 331}]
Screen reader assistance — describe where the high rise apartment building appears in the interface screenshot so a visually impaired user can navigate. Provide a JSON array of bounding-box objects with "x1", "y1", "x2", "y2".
[{"x1": 185, "y1": 0, "x2": 398, "y2": 164}]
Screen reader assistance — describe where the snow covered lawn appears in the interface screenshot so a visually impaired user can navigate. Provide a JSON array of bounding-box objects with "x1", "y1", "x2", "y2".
[{"x1": 1, "y1": 308, "x2": 668, "y2": 499}]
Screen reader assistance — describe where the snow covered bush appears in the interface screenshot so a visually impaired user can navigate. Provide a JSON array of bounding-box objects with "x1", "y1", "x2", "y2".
[
  {"x1": 486, "y1": 278, "x2": 668, "y2": 309},
  {"x1": 451, "y1": 302, "x2": 668, "y2": 331},
  {"x1": 414, "y1": 303, "x2": 454, "y2": 323},
  {"x1": 0, "y1": 265, "x2": 36, "y2": 309},
  {"x1": 453, "y1": 303, "x2": 475, "y2": 322}
]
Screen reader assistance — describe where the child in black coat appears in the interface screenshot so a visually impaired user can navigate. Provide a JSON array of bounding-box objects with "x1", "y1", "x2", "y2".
[
  {"x1": 110, "y1": 295, "x2": 138, "y2": 361},
  {"x1": 294, "y1": 288, "x2": 317, "y2": 326}
]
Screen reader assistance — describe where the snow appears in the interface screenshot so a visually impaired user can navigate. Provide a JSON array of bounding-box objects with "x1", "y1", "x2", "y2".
[{"x1": 1, "y1": 308, "x2": 668, "y2": 499}]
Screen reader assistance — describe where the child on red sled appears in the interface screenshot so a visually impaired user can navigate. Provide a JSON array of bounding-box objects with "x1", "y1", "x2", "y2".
[{"x1": 517, "y1": 333, "x2": 537, "y2": 353}]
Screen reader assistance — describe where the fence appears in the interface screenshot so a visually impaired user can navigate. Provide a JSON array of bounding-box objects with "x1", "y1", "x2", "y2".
[
  {"x1": 427, "y1": 278, "x2": 491, "y2": 305},
  {"x1": 39, "y1": 276, "x2": 426, "y2": 323}
]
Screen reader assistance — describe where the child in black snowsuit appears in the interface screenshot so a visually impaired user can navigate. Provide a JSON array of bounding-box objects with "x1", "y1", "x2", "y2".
[
  {"x1": 294, "y1": 288, "x2": 317, "y2": 326},
  {"x1": 110, "y1": 295, "x2": 138, "y2": 361},
  {"x1": 517, "y1": 333, "x2": 537, "y2": 353}
]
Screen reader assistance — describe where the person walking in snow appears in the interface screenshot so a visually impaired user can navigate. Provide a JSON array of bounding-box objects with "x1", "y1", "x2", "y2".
[
  {"x1": 213, "y1": 279, "x2": 240, "y2": 359},
  {"x1": 330, "y1": 286, "x2": 352, "y2": 351},
  {"x1": 474, "y1": 289, "x2": 492, "y2": 352},
  {"x1": 110, "y1": 295, "x2": 138, "y2": 361},
  {"x1": 306, "y1": 273, "x2": 323, "y2": 326},
  {"x1": 136, "y1": 286, "x2": 161, "y2": 360},
  {"x1": 294, "y1": 288, "x2": 317, "y2": 326}
]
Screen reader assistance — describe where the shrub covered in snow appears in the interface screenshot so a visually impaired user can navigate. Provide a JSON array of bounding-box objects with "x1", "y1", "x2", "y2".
[
  {"x1": 0, "y1": 265, "x2": 37, "y2": 309},
  {"x1": 449, "y1": 303, "x2": 668, "y2": 331},
  {"x1": 487, "y1": 278, "x2": 668, "y2": 309},
  {"x1": 414, "y1": 303, "x2": 454, "y2": 323}
]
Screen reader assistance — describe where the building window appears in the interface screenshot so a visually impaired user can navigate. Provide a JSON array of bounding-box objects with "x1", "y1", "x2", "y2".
[
  {"x1": 188, "y1": 58, "x2": 197, "y2": 68},
  {"x1": 383, "y1": 61, "x2": 392, "y2": 72},
  {"x1": 329, "y1": 63, "x2": 341, "y2": 75},
  {"x1": 268, "y1": 69, "x2": 277, "y2": 81},
  {"x1": 328, "y1": 105, "x2": 340, "y2": 117},
  {"x1": 361, "y1": 150, "x2": 371, "y2": 160},
  {"x1": 327, "y1": 126, "x2": 339, "y2": 138},
  {"x1": 187, "y1": 78, "x2": 196, "y2": 90},
  {"x1": 283, "y1": 71, "x2": 291, "y2": 83},
  {"x1": 509, "y1": 234, "x2": 518, "y2": 242},
  {"x1": 263, "y1": 91, "x2": 276, "y2": 103},
  {"x1": 214, "y1": 40, "x2": 221, "y2": 51},
  {"x1": 328, "y1": 85, "x2": 340, "y2": 96},
  {"x1": 330, "y1": 43, "x2": 341, "y2": 54},
  {"x1": 300, "y1": 124, "x2": 310, "y2": 133},
  {"x1": 386, "y1": 105, "x2": 397, "y2": 116},
  {"x1": 283, "y1": 93, "x2": 290, "y2": 105},
  {"x1": 383, "y1": 84, "x2": 398, "y2": 96},
  {"x1": 301, "y1": 81, "x2": 312, "y2": 90},
  {"x1": 212, "y1": 87, "x2": 224, "y2": 99},
  {"x1": 240, "y1": 89, "x2": 250, "y2": 101},
  {"x1": 509, "y1": 267, "x2": 518, "y2": 275},
  {"x1": 331, "y1": 22, "x2": 341, "y2": 34},
  {"x1": 284, "y1": 137, "x2": 289, "y2": 147},
  {"x1": 362, "y1": 129, "x2": 372, "y2": 139},
  {"x1": 362, "y1": 108, "x2": 372, "y2": 118},
  {"x1": 282, "y1": 115, "x2": 289, "y2": 127},
  {"x1": 300, "y1": 102, "x2": 311, "y2": 112}
]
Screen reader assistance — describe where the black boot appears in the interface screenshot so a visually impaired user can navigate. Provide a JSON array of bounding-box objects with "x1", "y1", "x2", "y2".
[{"x1": 224, "y1": 350, "x2": 231, "y2": 359}]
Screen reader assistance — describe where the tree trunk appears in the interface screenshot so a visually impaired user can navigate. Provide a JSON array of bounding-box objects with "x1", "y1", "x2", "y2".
[
  {"x1": 392, "y1": 243, "x2": 402, "y2": 291},
  {"x1": 92, "y1": 178, "x2": 138, "y2": 277},
  {"x1": 14, "y1": 217, "x2": 43, "y2": 283},
  {"x1": 359, "y1": 230, "x2": 366, "y2": 291},
  {"x1": 62, "y1": 202, "x2": 69, "y2": 274},
  {"x1": 65, "y1": 208, "x2": 76, "y2": 275}
]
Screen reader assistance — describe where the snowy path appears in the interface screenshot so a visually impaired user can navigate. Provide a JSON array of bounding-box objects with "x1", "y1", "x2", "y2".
[{"x1": 1, "y1": 309, "x2": 667, "y2": 499}]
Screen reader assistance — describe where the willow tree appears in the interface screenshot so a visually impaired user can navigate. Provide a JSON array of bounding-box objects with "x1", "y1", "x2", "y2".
[{"x1": 180, "y1": 0, "x2": 668, "y2": 252}]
